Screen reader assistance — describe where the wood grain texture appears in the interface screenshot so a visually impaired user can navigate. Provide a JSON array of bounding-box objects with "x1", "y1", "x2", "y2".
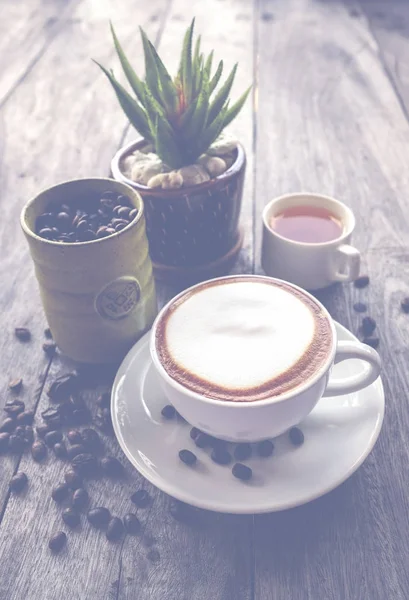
[{"x1": 254, "y1": 0, "x2": 409, "y2": 598}]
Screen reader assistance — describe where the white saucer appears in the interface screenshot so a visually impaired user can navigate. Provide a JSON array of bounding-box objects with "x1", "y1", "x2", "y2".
[{"x1": 111, "y1": 322, "x2": 384, "y2": 514}]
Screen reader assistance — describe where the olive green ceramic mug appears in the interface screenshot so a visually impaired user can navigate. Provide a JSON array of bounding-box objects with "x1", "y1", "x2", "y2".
[{"x1": 21, "y1": 178, "x2": 157, "y2": 363}]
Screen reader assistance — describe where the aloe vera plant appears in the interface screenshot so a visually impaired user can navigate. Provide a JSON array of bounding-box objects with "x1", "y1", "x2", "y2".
[{"x1": 95, "y1": 19, "x2": 250, "y2": 170}]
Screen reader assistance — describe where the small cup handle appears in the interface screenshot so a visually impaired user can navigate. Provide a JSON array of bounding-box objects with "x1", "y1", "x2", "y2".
[
  {"x1": 332, "y1": 244, "x2": 361, "y2": 282},
  {"x1": 324, "y1": 341, "x2": 381, "y2": 396}
]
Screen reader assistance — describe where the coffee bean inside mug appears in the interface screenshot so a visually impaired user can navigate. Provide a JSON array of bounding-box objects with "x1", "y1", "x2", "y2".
[
  {"x1": 269, "y1": 205, "x2": 343, "y2": 244},
  {"x1": 35, "y1": 191, "x2": 139, "y2": 243}
]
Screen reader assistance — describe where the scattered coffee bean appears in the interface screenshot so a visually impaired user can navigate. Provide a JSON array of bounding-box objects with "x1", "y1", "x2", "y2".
[
  {"x1": 16, "y1": 410, "x2": 34, "y2": 425},
  {"x1": 52, "y1": 483, "x2": 70, "y2": 503},
  {"x1": 67, "y1": 444, "x2": 87, "y2": 460},
  {"x1": 169, "y1": 500, "x2": 201, "y2": 525},
  {"x1": 100, "y1": 456, "x2": 124, "y2": 477},
  {"x1": 354, "y1": 275, "x2": 370, "y2": 289},
  {"x1": 190, "y1": 427, "x2": 200, "y2": 440},
  {"x1": 4, "y1": 399, "x2": 25, "y2": 417},
  {"x1": 44, "y1": 430, "x2": 63, "y2": 447},
  {"x1": 81, "y1": 429, "x2": 101, "y2": 453},
  {"x1": 15, "y1": 327, "x2": 31, "y2": 342},
  {"x1": 96, "y1": 392, "x2": 110, "y2": 408},
  {"x1": 54, "y1": 442, "x2": 67, "y2": 459},
  {"x1": 63, "y1": 471, "x2": 82, "y2": 491},
  {"x1": 67, "y1": 429, "x2": 82, "y2": 445},
  {"x1": 72, "y1": 488, "x2": 88, "y2": 511},
  {"x1": 123, "y1": 513, "x2": 141, "y2": 535},
  {"x1": 363, "y1": 337, "x2": 380, "y2": 349},
  {"x1": 71, "y1": 453, "x2": 98, "y2": 477},
  {"x1": 15, "y1": 426, "x2": 25, "y2": 436},
  {"x1": 401, "y1": 297, "x2": 409, "y2": 314},
  {"x1": 195, "y1": 433, "x2": 211, "y2": 449},
  {"x1": 161, "y1": 405, "x2": 176, "y2": 419},
  {"x1": 130, "y1": 489, "x2": 151, "y2": 508},
  {"x1": 257, "y1": 440, "x2": 274, "y2": 457},
  {"x1": 289, "y1": 427, "x2": 304, "y2": 446},
  {"x1": 46, "y1": 415, "x2": 63, "y2": 430},
  {"x1": 147, "y1": 549, "x2": 160, "y2": 563},
  {"x1": 211, "y1": 447, "x2": 232, "y2": 465},
  {"x1": 106, "y1": 517, "x2": 124, "y2": 541},
  {"x1": 44, "y1": 327, "x2": 53, "y2": 339},
  {"x1": 62, "y1": 508, "x2": 80, "y2": 528},
  {"x1": 24, "y1": 426, "x2": 34, "y2": 444},
  {"x1": 87, "y1": 507, "x2": 111, "y2": 528},
  {"x1": 9, "y1": 434, "x2": 25, "y2": 452},
  {"x1": 234, "y1": 443, "x2": 252, "y2": 461},
  {"x1": 9, "y1": 472, "x2": 28, "y2": 493},
  {"x1": 0, "y1": 419, "x2": 16, "y2": 433},
  {"x1": 353, "y1": 302, "x2": 367, "y2": 313},
  {"x1": 43, "y1": 341, "x2": 57, "y2": 356},
  {"x1": 41, "y1": 407, "x2": 60, "y2": 422},
  {"x1": 31, "y1": 441, "x2": 47, "y2": 462},
  {"x1": 49, "y1": 531, "x2": 67, "y2": 553},
  {"x1": 0, "y1": 433, "x2": 10, "y2": 453},
  {"x1": 8, "y1": 378, "x2": 23, "y2": 393},
  {"x1": 179, "y1": 449, "x2": 197, "y2": 466},
  {"x1": 48, "y1": 373, "x2": 79, "y2": 403},
  {"x1": 232, "y1": 463, "x2": 252, "y2": 481},
  {"x1": 36, "y1": 424, "x2": 50, "y2": 438},
  {"x1": 362, "y1": 316, "x2": 376, "y2": 337}
]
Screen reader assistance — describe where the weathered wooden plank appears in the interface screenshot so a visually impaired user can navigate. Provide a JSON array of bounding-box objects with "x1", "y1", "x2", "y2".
[
  {"x1": 254, "y1": 0, "x2": 409, "y2": 598},
  {"x1": 0, "y1": 2, "x2": 170, "y2": 598},
  {"x1": 0, "y1": 0, "x2": 80, "y2": 106}
]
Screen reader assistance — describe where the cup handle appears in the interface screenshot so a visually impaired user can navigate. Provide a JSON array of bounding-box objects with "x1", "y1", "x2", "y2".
[
  {"x1": 331, "y1": 244, "x2": 361, "y2": 282},
  {"x1": 324, "y1": 341, "x2": 381, "y2": 396}
]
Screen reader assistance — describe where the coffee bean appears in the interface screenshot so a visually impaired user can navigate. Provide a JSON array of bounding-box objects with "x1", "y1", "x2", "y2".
[
  {"x1": 115, "y1": 222, "x2": 128, "y2": 232},
  {"x1": 34, "y1": 424, "x2": 49, "y2": 440},
  {"x1": 179, "y1": 449, "x2": 197, "y2": 466},
  {"x1": 362, "y1": 316, "x2": 376, "y2": 336},
  {"x1": 96, "y1": 226, "x2": 111, "y2": 238},
  {"x1": 16, "y1": 410, "x2": 34, "y2": 425},
  {"x1": 100, "y1": 456, "x2": 124, "y2": 477},
  {"x1": 78, "y1": 229, "x2": 96, "y2": 242},
  {"x1": 234, "y1": 443, "x2": 252, "y2": 461},
  {"x1": 211, "y1": 447, "x2": 232, "y2": 465},
  {"x1": 46, "y1": 415, "x2": 63, "y2": 429},
  {"x1": 0, "y1": 419, "x2": 16, "y2": 433},
  {"x1": 67, "y1": 444, "x2": 86, "y2": 460},
  {"x1": 67, "y1": 429, "x2": 82, "y2": 445},
  {"x1": 31, "y1": 441, "x2": 47, "y2": 462},
  {"x1": 257, "y1": 439, "x2": 274, "y2": 457},
  {"x1": 0, "y1": 432, "x2": 10, "y2": 453},
  {"x1": 129, "y1": 208, "x2": 138, "y2": 221},
  {"x1": 24, "y1": 426, "x2": 34, "y2": 444},
  {"x1": 363, "y1": 337, "x2": 380, "y2": 349},
  {"x1": 9, "y1": 434, "x2": 25, "y2": 452},
  {"x1": 49, "y1": 531, "x2": 67, "y2": 553},
  {"x1": 43, "y1": 341, "x2": 57, "y2": 356},
  {"x1": 62, "y1": 508, "x2": 80, "y2": 528},
  {"x1": 9, "y1": 472, "x2": 28, "y2": 493},
  {"x1": 232, "y1": 463, "x2": 252, "y2": 481},
  {"x1": 72, "y1": 488, "x2": 88, "y2": 511},
  {"x1": 130, "y1": 489, "x2": 151, "y2": 508},
  {"x1": 96, "y1": 392, "x2": 110, "y2": 408},
  {"x1": 106, "y1": 517, "x2": 124, "y2": 541},
  {"x1": 8, "y1": 378, "x2": 23, "y2": 393},
  {"x1": 117, "y1": 195, "x2": 130, "y2": 206},
  {"x1": 123, "y1": 513, "x2": 141, "y2": 535},
  {"x1": 39, "y1": 227, "x2": 57, "y2": 240},
  {"x1": 81, "y1": 429, "x2": 101, "y2": 452},
  {"x1": 44, "y1": 327, "x2": 53, "y2": 339},
  {"x1": 101, "y1": 190, "x2": 116, "y2": 200},
  {"x1": 52, "y1": 483, "x2": 70, "y2": 503},
  {"x1": 41, "y1": 406, "x2": 60, "y2": 421},
  {"x1": 195, "y1": 433, "x2": 211, "y2": 449},
  {"x1": 117, "y1": 206, "x2": 131, "y2": 219},
  {"x1": 54, "y1": 442, "x2": 67, "y2": 459},
  {"x1": 161, "y1": 405, "x2": 176, "y2": 419},
  {"x1": 4, "y1": 399, "x2": 25, "y2": 417},
  {"x1": 14, "y1": 327, "x2": 31, "y2": 342},
  {"x1": 353, "y1": 302, "x2": 367, "y2": 313},
  {"x1": 87, "y1": 507, "x2": 111, "y2": 528},
  {"x1": 44, "y1": 430, "x2": 63, "y2": 447},
  {"x1": 76, "y1": 219, "x2": 88, "y2": 232},
  {"x1": 112, "y1": 205, "x2": 122, "y2": 215},
  {"x1": 64, "y1": 470, "x2": 83, "y2": 489},
  {"x1": 14, "y1": 426, "x2": 25, "y2": 436},
  {"x1": 71, "y1": 453, "x2": 98, "y2": 477},
  {"x1": 190, "y1": 427, "x2": 200, "y2": 440},
  {"x1": 72, "y1": 408, "x2": 91, "y2": 425},
  {"x1": 36, "y1": 213, "x2": 56, "y2": 230},
  {"x1": 48, "y1": 373, "x2": 79, "y2": 403},
  {"x1": 289, "y1": 427, "x2": 304, "y2": 446},
  {"x1": 354, "y1": 275, "x2": 370, "y2": 288}
]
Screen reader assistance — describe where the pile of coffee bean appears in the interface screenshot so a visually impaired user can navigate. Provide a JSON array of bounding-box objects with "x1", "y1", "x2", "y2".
[
  {"x1": 35, "y1": 190, "x2": 138, "y2": 243},
  {"x1": 162, "y1": 405, "x2": 304, "y2": 482}
]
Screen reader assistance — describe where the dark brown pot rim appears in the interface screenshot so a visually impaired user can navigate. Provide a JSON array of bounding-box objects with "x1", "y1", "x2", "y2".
[{"x1": 111, "y1": 138, "x2": 246, "y2": 196}]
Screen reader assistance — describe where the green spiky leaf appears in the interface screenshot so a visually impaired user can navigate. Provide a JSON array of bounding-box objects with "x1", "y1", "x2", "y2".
[
  {"x1": 207, "y1": 63, "x2": 237, "y2": 124},
  {"x1": 147, "y1": 40, "x2": 178, "y2": 113},
  {"x1": 184, "y1": 86, "x2": 209, "y2": 142},
  {"x1": 209, "y1": 60, "x2": 223, "y2": 95},
  {"x1": 155, "y1": 119, "x2": 185, "y2": 168},
  {"x1": 223, "y1": 86, "x2": 251, "y2": 129},
  {"x1": 139, "y1": 27, "x2": 163, "y2": 105},
  {"x1": 110, "y1": 22, "x2": 146, "y2": 106},
  {"x1": 93, "y1": 60, "x2": 152, "y2": 141},
  {"x1": 204, "y1": 51, "x2": 214, "y2": 80},
  {"x1": 180, "y1": 18, "x2": 195, "y2": 105},
  {"x1": 196, "y1": 105, "x2": 228, "y2": 157}
]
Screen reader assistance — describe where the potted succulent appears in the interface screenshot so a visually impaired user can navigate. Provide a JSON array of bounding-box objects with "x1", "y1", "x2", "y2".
[{"x1": 95, "y1": 19, "x2": 250, "y2": 283}]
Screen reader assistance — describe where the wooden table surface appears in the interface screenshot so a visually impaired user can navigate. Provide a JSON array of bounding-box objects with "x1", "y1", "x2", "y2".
[{"x1": 1, "y1": 0, "x2": 409, "y2": 598}]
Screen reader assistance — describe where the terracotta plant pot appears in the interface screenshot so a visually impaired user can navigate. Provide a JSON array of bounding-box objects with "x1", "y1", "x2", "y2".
[
  {"x1": 21, "y1": 178, "x2": 157, "y2": 364},
  {"x1": 111, "y1": 140, "x2": 246, "y2": 284}
]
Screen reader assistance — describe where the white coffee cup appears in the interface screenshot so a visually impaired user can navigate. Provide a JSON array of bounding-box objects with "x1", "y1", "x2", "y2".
[
  {"x1": 150, "y1": 275, "x2": 380, "y2": 442},
  {"x1": 262, "y1": 193, "x2": 361, "y2": 290}
]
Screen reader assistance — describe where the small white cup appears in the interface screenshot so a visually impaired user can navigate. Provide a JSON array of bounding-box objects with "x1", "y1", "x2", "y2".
[
  {"x1": 150, "y1": 275, "x2": 381, "y2": 442},
  {"x1": 262, "y1": 193, "x2": 361, "y2": 290}
]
